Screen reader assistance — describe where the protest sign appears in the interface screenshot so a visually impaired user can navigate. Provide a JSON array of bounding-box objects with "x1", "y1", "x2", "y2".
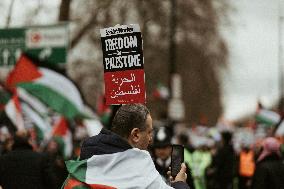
[{"x1": 100, "y1": 24, "x2": 145, "y2": 105}]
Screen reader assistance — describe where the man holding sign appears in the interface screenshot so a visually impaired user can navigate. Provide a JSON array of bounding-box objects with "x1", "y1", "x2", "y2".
[
  {"x1": 62, "y1": 25, "x2": 189, "y2": 189},
  {"x1": 63, "y1": 104, "x2": 189, "y2": 188}
]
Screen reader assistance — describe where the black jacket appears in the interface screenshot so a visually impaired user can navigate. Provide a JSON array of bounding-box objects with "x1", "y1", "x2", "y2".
[
  {"x1": 252, "y1": 154, "x2": 284, "y2": 189},
  {"x1": 80, "y1": 128, "x2": 190, "y2": 189},
  {"x1": 213, "y1": 143, "x2": 236, "y2": 189},
  {"x1": 0, "y1": 140, "x2": 55, "y2": 189}
]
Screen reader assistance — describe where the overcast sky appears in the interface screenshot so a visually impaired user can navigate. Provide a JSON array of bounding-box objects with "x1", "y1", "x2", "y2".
[
  {"x1": 0, "y1": 0, "x2": 283, "y2": 121},
  {"x1": 222, "y1": 0, "x2": 282, "y2": 120}
]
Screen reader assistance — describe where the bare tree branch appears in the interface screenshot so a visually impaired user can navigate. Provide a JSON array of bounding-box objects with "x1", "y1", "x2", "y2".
[
  {"x1": 70, "y1": 11, "x2": 99, "y2": 49},
  {"x1": 70, "y1": 1, "x2": 113, "y2": 49},
  {"x1": 6, "y1": 0, "x2": 15, "y2": 28},
  {"x1": 135, "y1": 0, "x2": 149, "y2": 46}
]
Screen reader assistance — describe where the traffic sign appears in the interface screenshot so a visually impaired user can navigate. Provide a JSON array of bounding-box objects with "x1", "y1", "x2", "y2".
[{"x1": 0, "y1": 24, "x2": 68, "y2": 67}]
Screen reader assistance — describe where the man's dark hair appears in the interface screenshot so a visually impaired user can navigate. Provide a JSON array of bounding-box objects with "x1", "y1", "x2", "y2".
[{"x1": 111, "y1": 104, "x2": 150, "y2": 138}]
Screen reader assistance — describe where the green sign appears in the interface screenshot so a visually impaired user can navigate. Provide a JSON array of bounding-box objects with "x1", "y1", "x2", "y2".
[{"x1": 0, "y1": 24, "x2": 68, "y2": 66}]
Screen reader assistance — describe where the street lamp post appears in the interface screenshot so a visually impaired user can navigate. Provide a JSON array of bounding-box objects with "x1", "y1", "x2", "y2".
[
  {"x1": 278, "y1": 0, "x2": 284, "y2": 115},
  {"x1": 168, "y1": 0, "x2": 185, "y2": 121},
  {"x1": 279, "y1": 0, "x2": 284, "y2": 100}
]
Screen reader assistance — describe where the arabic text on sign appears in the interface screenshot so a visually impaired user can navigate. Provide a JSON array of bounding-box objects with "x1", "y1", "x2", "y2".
[{"x1": 110, "y1": 73, "x2": 141, "y2": 99}]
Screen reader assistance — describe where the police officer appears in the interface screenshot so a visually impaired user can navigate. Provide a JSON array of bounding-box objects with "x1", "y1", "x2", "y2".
[{"x1": 152, "y1": 126, "x2": 173, "y2": 181}]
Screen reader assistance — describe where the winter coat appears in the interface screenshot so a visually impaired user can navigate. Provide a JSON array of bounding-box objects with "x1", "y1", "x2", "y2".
[
  {"x1": 252, "y1": 154, "x2": 284, "y2": 189},
  {"x1": 63, "y1": 128, "x2": 189, "y2": 189},
  {"x1": 213, "y1": 144, "x2": 236, "y2": 189},
  {"x1": 0, "y1": 141, "x2": 55, "y2": 189}
]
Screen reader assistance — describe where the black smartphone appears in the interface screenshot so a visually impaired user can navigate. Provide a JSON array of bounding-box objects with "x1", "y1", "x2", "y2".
[{"x1": 171, "y1": 144, "x2": 184, "y2": 178}]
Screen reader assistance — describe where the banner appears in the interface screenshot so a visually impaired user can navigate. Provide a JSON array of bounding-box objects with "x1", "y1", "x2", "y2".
[{"x1": 100, "y1": 24, "x2": 145, "y2": 105}]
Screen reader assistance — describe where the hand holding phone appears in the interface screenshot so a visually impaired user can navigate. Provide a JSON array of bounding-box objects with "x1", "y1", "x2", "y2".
[{"x1": 171, "y1": 144, "x2": 184, "y2": 178}]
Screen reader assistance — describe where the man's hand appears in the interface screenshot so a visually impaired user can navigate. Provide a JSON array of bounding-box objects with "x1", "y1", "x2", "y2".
[{"x1": 167, "y1": 163, "x2": 187, "y2": 183}]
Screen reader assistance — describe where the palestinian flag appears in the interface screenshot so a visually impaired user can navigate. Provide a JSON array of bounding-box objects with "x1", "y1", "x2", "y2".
[
  {"x1": 21, "y1": 102, "x2": 51, "y2": 141},
  {"x1": 17, "y1": 87, "x2": 52, "y2": 141},
  {"x1": 83, "y1": 119, "x2": 103, "y2": 137},
  {"x1": 63, "y1": 149, "x2": 162, "y2": 189},
  {"x1": 255, "y1": 109, "x2": 280, "y2": 126},
  {"x1": 17, "y1": 87, "x2": 50, "y2": 117},
  {"x1": 5, "y1": 92, "x2": 25, "y2": 131},
  {"x1": 52, "y1": 117, "x2": 73, "y2": 158},
  {"x1": 6, "y1": 54, "x2": 85, "y2": 119},
  {"x1": 0, "y1": 86, "x2": 10, "y2": 111},
  {"x1": 276, "y1": 120, "x2": 284, "y2": 136},
  {"x1": 63, "y1": 176, "x2": 115, "y2": 189},
  {"x1": 62, "y1": 127, "x2": 180, "y2": 189},
  {"x1": 81, "y1": 105, "x2": 104, "y2": 137},
  {"x1": 152, "y1": 83, "x2": 169, "y2": 100}
]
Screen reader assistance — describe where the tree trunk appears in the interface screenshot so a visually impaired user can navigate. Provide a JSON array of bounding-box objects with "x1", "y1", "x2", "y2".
[
  {"x1": 6, "y1": 0, "x2": 15, "y2": 28},
  {"x1": 58, "y1": 0, "x2": 72, "y2": 21}
]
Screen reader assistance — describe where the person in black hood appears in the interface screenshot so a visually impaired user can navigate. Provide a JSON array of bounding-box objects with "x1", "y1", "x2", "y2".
[{"x1": 64, "y1": 104, "x2": 189, "y2": 189}]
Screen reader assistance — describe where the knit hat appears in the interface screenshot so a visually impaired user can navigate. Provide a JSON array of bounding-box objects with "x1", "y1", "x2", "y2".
[{"x1": 257, "y1": 137, "x2": 281, "y2": 162}]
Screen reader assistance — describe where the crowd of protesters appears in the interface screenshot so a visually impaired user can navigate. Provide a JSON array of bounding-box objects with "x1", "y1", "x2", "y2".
[
  {"x1": 0, "y1": 103, "x2": 284, "y2": 188},
  {"x1": 150, "y1": 114, "x2": 284, "y2": 189}
]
